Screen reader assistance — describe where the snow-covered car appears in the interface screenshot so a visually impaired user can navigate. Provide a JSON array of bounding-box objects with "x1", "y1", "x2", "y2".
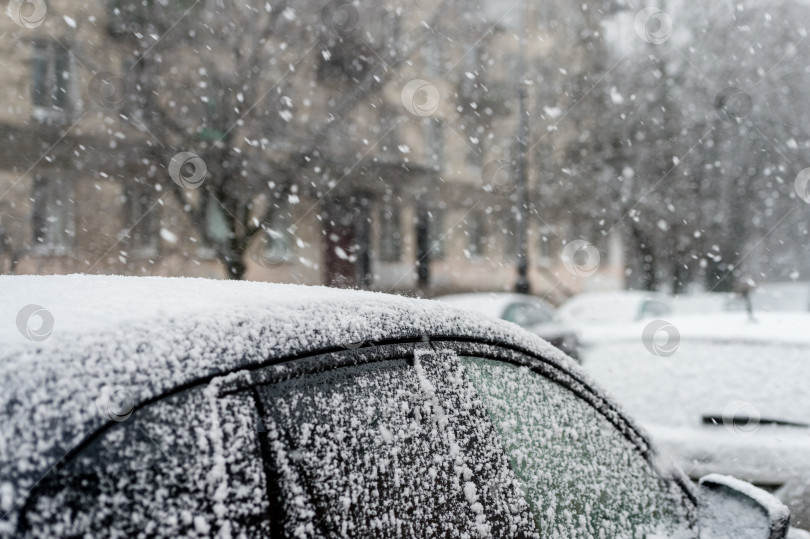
[
  {"x1": 556, "y1": 291, "x2": 674, "y2": 346},
  {"x1": 582, "y1": 312, "x2": 810, "y2": 533},
  {"x1": 434, "y1": 293, "x2": 580, "y2": 359},
  {"x1": 0, "y1": 276, "x2": 794, "y2": 538},
  {"x1": 557, "y1": 291, "x2": 674, "y2": 324}
]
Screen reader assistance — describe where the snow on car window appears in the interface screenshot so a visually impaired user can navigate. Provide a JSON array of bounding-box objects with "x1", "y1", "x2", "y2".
[
  {"x1": 462, "y1": 357, "x2": 694, "y2": 538},
  {"x1": 256, "y1": 350, "x2": 540, "y2": 538},
  {"x1": 18, "y1": 388, "x2": 270, "y2": 538}
]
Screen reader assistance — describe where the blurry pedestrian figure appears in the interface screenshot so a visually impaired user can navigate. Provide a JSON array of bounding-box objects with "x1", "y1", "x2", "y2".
[{"x1": 735, "y1": 277, "x2": 757, "y2": 322}]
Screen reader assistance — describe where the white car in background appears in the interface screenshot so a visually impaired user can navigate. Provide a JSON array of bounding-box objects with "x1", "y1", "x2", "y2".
[
  {"x1": 581, "y1": 312, "x2": 810, "y2": 532},
  {"x1": 556, "y1": 291, "x2": 673, "y2": 346},
  {"x1": 435, "y1": 293, "x2": 580, "y2": 359}
]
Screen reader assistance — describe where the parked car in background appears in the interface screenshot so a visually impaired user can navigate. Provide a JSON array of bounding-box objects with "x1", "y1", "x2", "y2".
[
  {"x1": 0, "y1": 275, "x2": 794, "y2": 538},
  {"x1": 581, "y1": 312, "x2": 810, "y2": 533},
  {"x1": 557, "y1": 290, "x2": 673, "y2": 325},
  {"x1": 435, "y1": 293, "x2": 580, "y2": 359},
  {"x1": 556, "y1": 291, "x2": 673, "y2": 346}
]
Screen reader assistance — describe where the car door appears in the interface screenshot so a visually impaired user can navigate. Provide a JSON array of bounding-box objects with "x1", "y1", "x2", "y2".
[
  {"x1": 17, "y1": 387, "x2": 273, "y2": 537},
  {"x1": 244, "y1": 345, "x2": 539, "y2": 538},
  {"x1": 238, "y1": 341, "x2": 696, "y2": 537}
]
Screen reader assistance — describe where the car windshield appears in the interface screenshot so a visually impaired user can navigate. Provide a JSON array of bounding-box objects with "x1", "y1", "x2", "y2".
[{"x1": 3, "y1": 0, "x2": 810, "y2": 534}]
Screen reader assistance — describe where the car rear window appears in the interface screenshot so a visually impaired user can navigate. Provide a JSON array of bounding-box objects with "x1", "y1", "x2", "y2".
[{"x1": 18, "y1": 389, "x2": 270, "y2": 538}]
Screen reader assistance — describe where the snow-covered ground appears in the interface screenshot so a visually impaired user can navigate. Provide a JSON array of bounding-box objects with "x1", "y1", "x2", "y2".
[
  {"x1": 576, "y1": 311, "x2": 810, "y2": 347},
  {"x1": 582, "y1": 333, "x2": 810, "y2": 530},
  {"x1": 672, "y1": 283, "x2": 810, "y2": 315}
]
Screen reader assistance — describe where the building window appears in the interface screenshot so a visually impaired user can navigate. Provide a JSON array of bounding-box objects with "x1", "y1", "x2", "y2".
[
  {"x1": 425, "y1": 119, "x2": 444, "y2": 170},
  {"x1": 466, "y1": 211, "x2": 486, "y2": 258},
  {"x1": 260, "y1": 205, "x2": 294, "y2": 265},
  {"x1": 206, "y1": 198, "x2": 230, "y2": 245},
  {"x1": 187, "y1": 197, "x2": 229, "y2": 260},
  {"x1": 425, "y1": 31, "x2": 443, "y2": 75},
  {"x1": 123, "y1": 181, "x2": 160, "y2": 257},
  {"x1": 32, "y1": 176, "x2": 74, "y2": 254},
  {"x1": 32, "y1": 40, "x2": 71, "y2": 121},
  {"x1": 429, "y1": 208, "x2": 446, "y2": 260},
  {"x1": 538, "y1": 227, "x2": 554, "y2": 264},
  {"x1": 378, "y1": 204, "x2": 402, "y2": 262},
  {"x1": 503, "y1": 214, "x2": 517, "y2": 260},
  {"x1": 460, "y1": 43, "x2": 481, "y2": 98},
  {"x1": 366, "y1": 8, "x2": 399, "y2": 47},
  {"x1": 467, "y1": 142, "x2": 483, "y2": 168}
]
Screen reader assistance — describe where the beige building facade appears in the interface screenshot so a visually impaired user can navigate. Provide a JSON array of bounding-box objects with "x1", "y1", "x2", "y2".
[{"x1": 0, "y1": 0, "x2": 624, "y2": 302}]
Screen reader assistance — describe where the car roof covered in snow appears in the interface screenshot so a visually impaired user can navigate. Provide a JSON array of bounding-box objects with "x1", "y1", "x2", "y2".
[{"x1": 0, "y1": 275, "x2": 643, "y2": 531}]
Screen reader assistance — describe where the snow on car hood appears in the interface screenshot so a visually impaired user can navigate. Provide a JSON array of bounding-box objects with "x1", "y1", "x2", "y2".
[{"x1": 0, "y1": 274, "x2": 578, "y2": 533}]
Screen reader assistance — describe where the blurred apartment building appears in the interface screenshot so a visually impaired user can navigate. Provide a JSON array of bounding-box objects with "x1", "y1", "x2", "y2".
[{"x1": 0, "y1": 0, "x2": 624, "y2": 300}]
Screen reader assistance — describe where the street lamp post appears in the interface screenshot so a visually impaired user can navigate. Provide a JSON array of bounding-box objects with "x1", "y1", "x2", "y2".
[{"x1": 514, "y1": 2, "x2": 531, "y2": 294}]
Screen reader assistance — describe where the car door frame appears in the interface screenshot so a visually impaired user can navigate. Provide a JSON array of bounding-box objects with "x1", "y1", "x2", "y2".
[
  {"x1": 20, "y1": 335, "x2": 699, "y2": 534},
  {"x1": 217, "y1": 337, "x2": 700, "y2": 527}
]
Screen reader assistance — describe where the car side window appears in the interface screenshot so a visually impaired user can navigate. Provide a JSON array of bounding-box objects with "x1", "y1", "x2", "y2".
[
  {"x1": 503, "y1": 302, "x2": 552, "y2": 327},
  {"x1": 19, "y1": 388, "x2": 271, "y2": 538},
  {"x1": 640, "y1": 299, "x2": 671, "y2": 318},
  {"x1": 253, "y1": 350, "x2": 540, "y2": 538},
  {"x1": 462, "y1": 357, "x2": 694, "y2": 538}
]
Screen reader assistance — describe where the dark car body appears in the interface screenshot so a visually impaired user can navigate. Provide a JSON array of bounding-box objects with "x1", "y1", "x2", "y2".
[{"x1": 0, "y1": 276, "x2": 790, "y2": 537}]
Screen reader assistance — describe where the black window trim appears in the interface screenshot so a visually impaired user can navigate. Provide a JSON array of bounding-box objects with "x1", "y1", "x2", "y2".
[
  {"x1": 20, "y1": 335, "x2": 698, "y2": 532},
  {"x1": 249, "y1": 386, "x2": 287, "y2": 538}
]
